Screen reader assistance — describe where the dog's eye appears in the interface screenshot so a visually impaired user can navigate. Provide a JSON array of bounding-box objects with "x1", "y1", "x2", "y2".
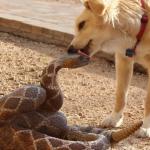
[{"x1": 78, "y1": 21, "x2": 86, "y2": 30}]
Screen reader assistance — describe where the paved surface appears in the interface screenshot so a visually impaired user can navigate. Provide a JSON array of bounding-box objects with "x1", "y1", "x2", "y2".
[
  {"x1": 0, "y1": 0, "x2": 82, "y2": 33},
  {"x1": 0, "y1": 0, "x2": 83, "y2": 47}
]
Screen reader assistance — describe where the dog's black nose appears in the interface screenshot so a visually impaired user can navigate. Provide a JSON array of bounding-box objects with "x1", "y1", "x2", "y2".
[{"x1": 67, "y1": 45, "x2": 78, "y2": 54}]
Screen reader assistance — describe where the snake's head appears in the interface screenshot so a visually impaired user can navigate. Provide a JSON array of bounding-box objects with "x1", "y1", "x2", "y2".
[{"x1": 58, "y1": 54, "x2": 90, "y2": 69}]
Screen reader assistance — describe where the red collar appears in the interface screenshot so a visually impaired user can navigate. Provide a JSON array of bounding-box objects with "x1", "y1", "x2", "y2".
[{"x1": 126, "y1": 0, "x2": 148, "y2": 57}]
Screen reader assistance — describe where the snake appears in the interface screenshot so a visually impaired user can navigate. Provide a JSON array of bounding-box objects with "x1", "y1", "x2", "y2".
[{"x1": 0, "y1": 53, "x2": 142, "y2": 150}]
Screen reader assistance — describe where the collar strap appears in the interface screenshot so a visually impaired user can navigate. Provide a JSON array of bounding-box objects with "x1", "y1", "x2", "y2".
[
  {"x1": 126, "y1": 0, "x2": 148, "y2": 57},
  {"x1": 141, "y1": 0, "x2": 145, "y2": 8}
]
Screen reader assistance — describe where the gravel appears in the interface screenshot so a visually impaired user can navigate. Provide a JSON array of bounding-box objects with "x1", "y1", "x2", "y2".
[{"x1": 0, "y1": 32, "x2": 149, "y2": 149}]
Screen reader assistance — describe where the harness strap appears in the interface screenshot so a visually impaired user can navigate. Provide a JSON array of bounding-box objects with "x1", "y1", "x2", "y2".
[
  {"x1": 126, "y1": 0, "x2": 148, "y2": 57},
  {"x1": 141, "y1": 0, "x2": 145, "y2": 8}
]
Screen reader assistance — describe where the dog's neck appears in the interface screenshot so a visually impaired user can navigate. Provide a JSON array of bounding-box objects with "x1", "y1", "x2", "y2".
[{"x1": 105, "y1": 0, "x2": 143, "y2": 37}]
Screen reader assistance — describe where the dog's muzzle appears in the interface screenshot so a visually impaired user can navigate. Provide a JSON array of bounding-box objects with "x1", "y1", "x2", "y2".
[
  {"x1": 67, "y1": 40, "x2": 92, "y2": 56},
  {"x1": 67, "y1": 45, "x2": 78, "y2": 54}
]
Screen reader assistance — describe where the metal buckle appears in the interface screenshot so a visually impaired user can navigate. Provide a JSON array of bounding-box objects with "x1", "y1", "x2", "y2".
[{"x1": 126, "y1": 48, "x2": 135, "y2": 57}]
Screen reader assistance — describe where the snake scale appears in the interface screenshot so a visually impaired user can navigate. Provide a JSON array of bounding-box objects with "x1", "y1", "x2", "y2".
[{"x1": 0, "y1": 54, "x2": 142, "y2": 150}]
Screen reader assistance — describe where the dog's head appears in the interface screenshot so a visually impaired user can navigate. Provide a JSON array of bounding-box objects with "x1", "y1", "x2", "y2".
[{"x1": 67, "y1": 0, "x2": 116, "y2": 57}]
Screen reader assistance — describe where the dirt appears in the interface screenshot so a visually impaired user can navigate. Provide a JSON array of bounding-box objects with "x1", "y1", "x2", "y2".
[{"x1": 0, "y1": 32, "x2": 149, "y2": 149}]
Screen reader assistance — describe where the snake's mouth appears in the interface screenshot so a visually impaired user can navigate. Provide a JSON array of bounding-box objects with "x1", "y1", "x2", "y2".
[
  {"x1": 73, "y1": 54, "x2": 90, "y2": 68},
  {"x1": 59, "y1": 54, "x2": 90, "y2": 69}
]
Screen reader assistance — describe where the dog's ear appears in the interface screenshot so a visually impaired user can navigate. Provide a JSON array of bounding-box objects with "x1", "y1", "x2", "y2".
[
  {"x1": 80, "y1": 0, "x2": 90, "y2": 9},
  {"x1": 81, "y1": 0, "x2": 106, "y2": 16}
]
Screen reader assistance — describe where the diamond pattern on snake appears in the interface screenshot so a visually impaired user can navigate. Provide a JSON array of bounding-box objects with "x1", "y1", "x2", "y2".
[{"x1": 0, "y1": 54, "x2": 142, "y2": 150}]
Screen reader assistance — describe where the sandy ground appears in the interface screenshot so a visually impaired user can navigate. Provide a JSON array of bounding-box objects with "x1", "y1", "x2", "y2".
[{"x1": 0, "y1": 32, "x2": 149, "y2": 149}]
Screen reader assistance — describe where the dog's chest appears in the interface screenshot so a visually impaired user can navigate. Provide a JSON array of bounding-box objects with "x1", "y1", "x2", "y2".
[{"x1": 101, "y1": 37, "x2": 150, "y2": 69}]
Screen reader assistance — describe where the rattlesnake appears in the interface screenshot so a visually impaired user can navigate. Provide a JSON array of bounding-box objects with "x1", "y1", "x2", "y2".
[{"x1": 0, "y1": 54, "x2": 142, "y2": 150}]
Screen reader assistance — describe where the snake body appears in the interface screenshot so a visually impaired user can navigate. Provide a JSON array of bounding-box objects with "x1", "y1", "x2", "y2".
[{"x1": 0, "y1": 54, "x2": 142, "y2": 150}]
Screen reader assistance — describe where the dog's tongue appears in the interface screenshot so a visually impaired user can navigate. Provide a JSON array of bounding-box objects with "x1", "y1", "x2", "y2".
[{"x1": 78, "y1": 50, "x2": 90, "y2": 58}]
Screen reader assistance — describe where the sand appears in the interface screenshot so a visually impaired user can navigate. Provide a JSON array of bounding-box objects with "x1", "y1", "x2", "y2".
[{"x1": 0, "y1": 32, "x2": 149, "y2": 149}]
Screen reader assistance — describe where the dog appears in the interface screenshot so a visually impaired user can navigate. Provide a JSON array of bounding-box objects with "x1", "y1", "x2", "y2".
[{"x1": 67, "y1": 0, "x2": 150, "y2": 137}]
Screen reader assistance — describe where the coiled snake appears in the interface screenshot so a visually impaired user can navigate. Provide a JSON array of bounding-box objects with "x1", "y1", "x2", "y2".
[{"x1": 0, "y1": 54, "x2": 142, "y2": 150}]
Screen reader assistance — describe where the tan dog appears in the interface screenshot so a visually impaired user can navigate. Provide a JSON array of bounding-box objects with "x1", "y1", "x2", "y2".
[{"x1": 67, "y1": 0, "x2": 150, "y2": 137}]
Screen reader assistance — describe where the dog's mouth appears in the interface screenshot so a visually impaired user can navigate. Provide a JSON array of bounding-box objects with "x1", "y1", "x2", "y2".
[{"x1": 78, "y1": 40, "x2": 92, "y2": 57}]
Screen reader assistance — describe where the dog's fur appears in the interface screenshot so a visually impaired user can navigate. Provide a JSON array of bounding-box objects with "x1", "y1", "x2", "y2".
[{"x1": 67, "y1": 0, "x2": 150, "y2": 137}]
